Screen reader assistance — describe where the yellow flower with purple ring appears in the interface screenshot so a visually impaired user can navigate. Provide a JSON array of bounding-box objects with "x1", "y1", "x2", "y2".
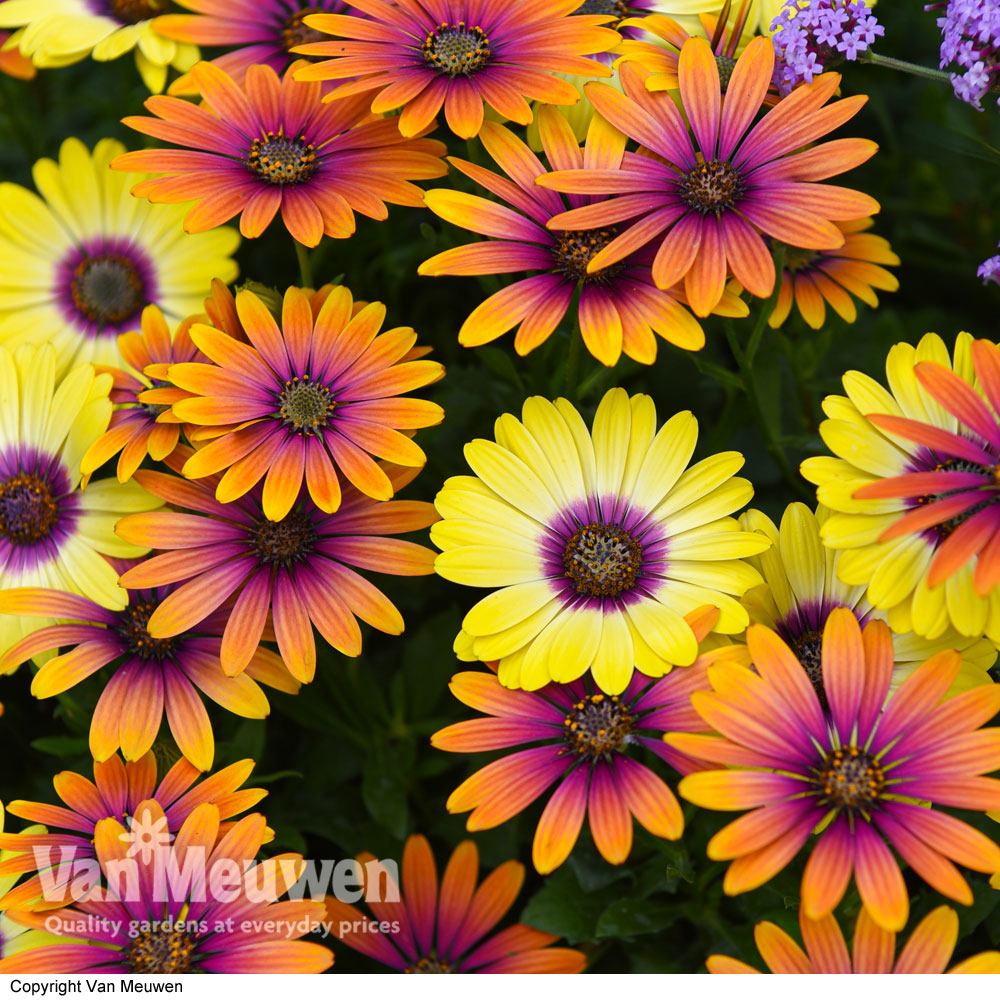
[{"x1": 433, "y1": 387, "x2": 769, "y2": 694}]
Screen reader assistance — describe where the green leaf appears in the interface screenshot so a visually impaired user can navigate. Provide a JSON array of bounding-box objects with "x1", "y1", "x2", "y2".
[
  {"x1": 29, "y1": 736, "x2": 88, "y2": 758},
  {"x1": 595, "y1": 898, "x2": 680, "y2": 938},
  {"x1": 361, "y1": 739, "x2": 412, "y2": 840},
  {"x1": 520, "y1": 866, "x2": 618, "y2": 943}
]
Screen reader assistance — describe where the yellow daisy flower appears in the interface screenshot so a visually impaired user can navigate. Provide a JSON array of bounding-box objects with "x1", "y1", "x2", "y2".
[
  {"x1": 740, "y1": 502, "x2": 996, "y2": 697},
  {"x1": 432, "y1": 388, "x2": 770, "y2": 694},
  {"x1": 0, "y1": 0, "x2": 198, "y2": 93},
  {"x1": 801, "y1": 331, "x2": 1000, "y2": 642},
  {"x1": 0, "y1": 343, "x2": 161, "y2": 665},
  {"x1": 0, "y1": 137, "x2": 239, "y2": 379}
]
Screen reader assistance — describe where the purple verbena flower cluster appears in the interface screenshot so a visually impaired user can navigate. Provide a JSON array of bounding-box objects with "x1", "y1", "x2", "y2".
[
  {"x1": 770, "y1": 0, "x2": 884, "y2": 96},
  {"x1": 979, "y1": 244, "x2": 1000, "y2": 285},
  {"x1": 928, "y1": 0, "x2": 1000, "y2": 110}
]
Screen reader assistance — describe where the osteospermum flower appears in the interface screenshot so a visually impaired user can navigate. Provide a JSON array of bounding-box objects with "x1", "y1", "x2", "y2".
[
  {"x1": 670, "y1": 609, "x2": 1000, "y2": 931},
  {"x1": 801, "y1": 332, "x2": 1000, "y2": 642},
  {"x1": 767, "y1": 218, "x2": 899, "y2": 329},
  {"x1": 166, "y1": 285, "x2": 443, "y2": 521},
  {"x1": 0, "y1": 802, "x2": 334, "y2": 974},
  {"x1": 0, "y1": 344, "x2": 161, "y2": 661},
  {"x1": 0, "y1": 138, "x2": 238, "y2": 377},
  {"x1": 113, "y1": 61, "x2": 448, "y2": 248},
  {"x1": 0, "y1": 753, "x2": 267, "y2": 911},
  {"x1": 432, "y1": 388, "x2": 769, "y2": 694},
  {"x1": 979, "y1": 241, "x2": 1000, "y2": 286},
  {"x1": 0, "y1": 582, "x2": 299, "y2": 771},
  {"x1": 291, "y1": 0, "x2": 621, "y2": 140},
  {"x1": 537, "y1": 38, "x2": 879, "y2": 316},
  {"x1": 0, "y1": 0, "x2": 197, "y2": 92},
  {"x1": 434, "y1": 608, "x2": 738, "y2": 873},
  {"x1": 155, "y1": 0, "x2": 355, "y2": 93},
  {"x1": 114, "y1": 450, "x2": 438, "y2": 682},
  {"x1": 708, "y1": 905, "x2": 1000, "y2": 974},
  {"x1": 80, "y1": 305, "x2": 207, "y2": 485},
  {"x1": 326, "y1": 834, "x2": 585, "y2": 973},
  {"x1": 419, "y1": 109, "x2": 730, "y2": 367},
  {"x1": 739, "y1": 502, "x2": 995, "y2": 695},
  {"x1": 613, "y1": 1, "x2": 762, "y2": 96}
]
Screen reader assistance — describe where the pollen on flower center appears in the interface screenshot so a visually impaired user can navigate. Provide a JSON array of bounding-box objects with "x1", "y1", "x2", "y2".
[
  {"x1": 247, "y1": 130, "x2": 317, "y2": 186},
  {"x1": 563, "y1": 521, "x2": 643, "y2": 598},
  {"x1": 572, "y1": 0, "x2": 629, "y2": 18},
  {"x1": 277, "y1": 375, "x2": 335, "y2": 433},
  {"x1": 552, "y1": 229, "x2": 621, "y2": 284},
  {"x1": 70, "y1": 254, "x2": 145, "y2": 326},
  {"x1": 678, "y1": 159, "x2": 745, "y2": 216},
  {"x1": 126, "y1": 928, "x2": 196, "y2": 974},
  {"x1": 816, "y1": 745, "x2": 885, "y2": 812},
  {"x1": 407, "y1": 955, "x2": 453, "y2": 974},
  {"x1": 282, "y1": 7, "x2": 326, "y2": 51},
  {"x1": 118, "y1": 600, "x2": 176, "y2": 662},
  {"x1": 0, "y1": 474, "x2": 59, "y2": 545},
  {"x1": 109, "y1": 0, "x2": 170, "y2": 24},
  {"x1": 422, "y1": 22, "x2": 491, "y2": 77},
  {"x1": 715, "y1": 54, "x2": 737, "y2": 90},
  {"x1": 790, "y1": 629, "x2": 823, "y2": 687},
  {"x1": 564, "y1": 693, "x2": 633, "y2": 757},
  {"x1": 251, "y1": 510, "x2": 317, "y2": 564}
]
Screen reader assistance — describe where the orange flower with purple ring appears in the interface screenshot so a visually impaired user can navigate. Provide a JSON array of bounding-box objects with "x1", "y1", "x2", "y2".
[
  {"x1": 670, "y1": 607, "x2": 1000, "y2": 931},
  {"x1": 0, "y1": 802, "x2": 333, "y2": 974},
  {"x1": 708, "y1": 905, "x2": 1000, "y2": 974},
  {"x1": 291, "y1": 0, "x2": 621, "y2": 139},
  {"x1": 418, "y1": 108, "x2": 747, "y2": 366},
  {"x1": 114, "y1": 449, "x2": 438, "y2": 682},
  {"x1": 0, "y1": 580, "x2": 299, "y2": 772},
  {"x1": 0, "y1": 753, "x2": 267, "y2": 911},
  {"x1": 326, "y1": 834, "x2": 586, "y2": 972},
  {"x1": 538, "y1": 36, "x2": 879, "y2": 316},
  {"x1": 112, "y1": 60, "x2": 448, "y2": 248},
  {"x1": 164, "y1": 285, "x2": 444, "y2": 521},
  {"x1": 433, "y1": 607, "x2": 734, "y2": 874},
  {"x1": 80, "y1": 305, "x2": 205, "y2": 485}
]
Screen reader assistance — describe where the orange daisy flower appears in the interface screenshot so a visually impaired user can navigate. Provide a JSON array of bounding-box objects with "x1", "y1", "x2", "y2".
[
  {"x1": 537, "y1": 36, "x2": 879, "y2": 316},
  {"x1": 326, "y1": 834, "x2": 586, "y2": 973},
  {"x1": 292, "y1": 0, "x2": 621, "y2": 139},
  {"x1": 708, "y1": 905, "x2": 1000, "y2": 974},
  {"x1": 165, "y1": 285, "x2": 443, "y2": 522},
  {"x1": 768, "y1": 217, "x2": 900, "y2": 329},
  {"x1": 614, "y1": 0, "x2": 763, "y2": 96},
  {"x1": 114, "y1": 449, "x2": 438, "y2": 681},
  {"x1": 79, "y1": 305, "x2": 204, "y2": 484},
  {"x1": 670, "y1": 609, "x2": 1000, "y2": 931},
  {"x1": 111, "y1": 60, "x2": 448, "y2": 247},
  {"x1": 0, "y1": 753, "x2": 267, "y2": 911},
  {"x1": 418, "y1": 108, "x2": 748, "y2": 367}
]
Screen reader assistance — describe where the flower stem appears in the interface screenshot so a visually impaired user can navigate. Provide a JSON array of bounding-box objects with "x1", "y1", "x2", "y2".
[
  {"x1": 859, "y1": 50, "x2": 952, "y2": 85},
  {"x1": 561, "y1": 328, "x2": 583, "y2": 397},
  {"x1": 294, "y1": 239, "x2": 314, "y2": 288},
  {"x1": 725, "y1": 260, "x2": 811, "y2": 502}
]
